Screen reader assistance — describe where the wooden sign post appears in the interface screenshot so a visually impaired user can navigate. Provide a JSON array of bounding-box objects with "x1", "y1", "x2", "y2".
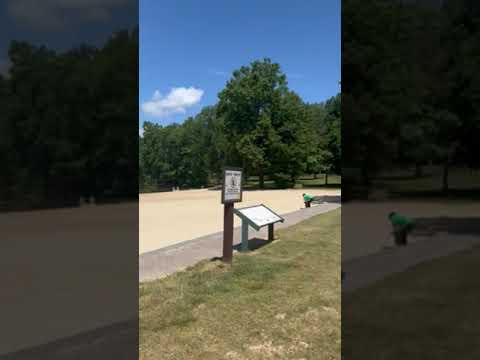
[{"x1": 221, "y1": 167, "x2": 243, "y2": 263}]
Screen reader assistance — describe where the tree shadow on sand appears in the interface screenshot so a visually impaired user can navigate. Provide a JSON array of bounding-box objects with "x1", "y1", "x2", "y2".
[{"x1": 413, "y1": 217, "x2": 480, "y2": 237}]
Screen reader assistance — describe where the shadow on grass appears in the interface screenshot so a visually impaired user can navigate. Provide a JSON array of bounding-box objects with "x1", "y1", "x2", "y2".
[
  {"x1": 240, "y1": 183, "x2": 341, "y2": 191},
  {"x1": 413, "y1": 217, "x2": 480, "y2": 236},
  {"x1": 390, "y1": 188, "x2": 480, "y2": 200},
  {"x1": 311, "y1": 195, "x2": 342, "y2": 204},
  {"x1": 374, "y1": 174, "x2": 433, "y2": 181},
  {"x1": 233, "y1": 237, "x2": 274, "y2": 252},
  {"x1": 242, "y1": 185, "x2": 285, "y2": 191},
  {"x1": 303, "y1": 184, "x2": 342, "y2": 189},
  {"x1": 343, "y1": 185, "x2": 480, "y2": 201},
  {"x1": 209, "y1": 238, "x2": 275, "y2": 261},
  {"x1": 205, "y1": 179, "x2": 342, "y2": 191}
]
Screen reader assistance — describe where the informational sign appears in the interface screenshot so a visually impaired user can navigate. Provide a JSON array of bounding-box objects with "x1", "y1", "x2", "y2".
[
  {"x1": 236, "y1": 204, "x2": 284, "y2": 230},
  {"x1": 221, "y1": 167, "x2": 243, "y2": 203}
]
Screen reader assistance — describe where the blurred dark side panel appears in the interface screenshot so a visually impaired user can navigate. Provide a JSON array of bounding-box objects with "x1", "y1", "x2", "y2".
[
  {"x1": 0, "y1": 1, "x2": 139, "y2": 358},
  {"x1": 342, "y1": 0, "x2": 480, "y2": 359}
]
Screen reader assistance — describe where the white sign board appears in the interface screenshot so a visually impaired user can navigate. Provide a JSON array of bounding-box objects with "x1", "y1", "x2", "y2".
[
  {"x1": 222, "y1": 168, "x2": 242, "y2": 203},
  {"x1": 237, "y1": 205, "x2": 283, "y2": 228}
]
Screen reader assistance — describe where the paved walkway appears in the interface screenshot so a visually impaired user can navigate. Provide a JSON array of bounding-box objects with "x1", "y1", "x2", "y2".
[
  {"x1": 140, "y1": 203, "x2": 341, "y2": 282},
  {"x1": 2, "y1": 320, "x2": 137, "y2": 359},
  {"x1": 342, "y1": 233, "x2": 480, "y2": 293}
]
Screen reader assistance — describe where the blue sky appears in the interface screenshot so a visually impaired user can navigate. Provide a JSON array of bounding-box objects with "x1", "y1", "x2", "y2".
[{"x1": 140, "y1": 0, "x2": 340, "y2": 128}]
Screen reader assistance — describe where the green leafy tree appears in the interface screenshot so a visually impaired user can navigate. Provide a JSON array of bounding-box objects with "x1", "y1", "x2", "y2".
[
  {"x1": 217, "y1": 58, "x2": 288, "y2": 188},
  {"x1": 1, "y1": 28, "x2": 138, "y2": 208},
  {"x1": 218, "y1": 58, "x2": 313, "y2": 188}
]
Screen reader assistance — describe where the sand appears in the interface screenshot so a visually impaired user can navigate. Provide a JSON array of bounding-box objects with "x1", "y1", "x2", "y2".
[
  {"x1": 139, "y1": 188, "x2": 340, "y2": 254},
  {"x1": 0, "y1": 203, "x2": 137, "y2": 355},
  {"x1": 342, "y1": 201, "x2": 480, "y2": 262}
]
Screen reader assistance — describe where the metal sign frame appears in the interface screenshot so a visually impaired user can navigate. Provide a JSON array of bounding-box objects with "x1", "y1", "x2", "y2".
[
  {"x1": 234, "y1": 204, "x2": 285, "y2": 252},
  {"x1": 234, "y1": 203, "x2": 284, "y2": 231},
  {"x1": 221, "y1": 166, "x2": 243, "y2": 204}
]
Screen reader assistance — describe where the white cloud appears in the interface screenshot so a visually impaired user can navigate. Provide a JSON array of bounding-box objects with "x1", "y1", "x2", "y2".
[
  {"x1": 141, "y1": 87, "x2": 204, "y2": 118},
  {"x1": 7, "y1": 0, "x2": 131, "y2": 29}
]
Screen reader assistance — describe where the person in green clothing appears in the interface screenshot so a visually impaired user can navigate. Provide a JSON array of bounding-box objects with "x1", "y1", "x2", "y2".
[
  {"x1": 303, "y1": 193, "x2": 314, "y2": 208},
  {"x1": 388, "y1": 211, "x2": 415, "y2": 246}
]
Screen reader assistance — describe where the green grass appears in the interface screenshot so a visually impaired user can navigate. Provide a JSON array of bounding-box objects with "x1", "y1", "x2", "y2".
[
  {"x1": 243, "y1": 179, "x2": 278, "y2": 190},
  {"x1": 140, "y1": 209, "x2": 341, "y2": 360},
  {"x1": 373, "y1": 168, "x2": 480, "y2": 195},
  {"x1": 343, "y1": 246, "x2": 480, "y2": 359},
  {"x1": 297, "y1": 174, "x2": 341, "y2": 187}
]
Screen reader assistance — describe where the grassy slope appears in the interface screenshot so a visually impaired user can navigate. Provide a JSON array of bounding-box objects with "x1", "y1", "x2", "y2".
[
  {"x1": 343, "y1": 246, "x2": 480, "y2": 359},
  {"x1": 140, "y1": 208, "x2": 341, "y2": 360}
]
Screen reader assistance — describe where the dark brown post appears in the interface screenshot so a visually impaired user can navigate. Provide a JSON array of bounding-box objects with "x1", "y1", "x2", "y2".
[
  {"x1": 221, "y1": 167, "x2": 243, "y2": 263},
  {"x1": 223, "y1": 202, "x2": 234, "y2": 262},
  {"x1": 268, "y1": 223, "x2": 274, "y2": 242}
]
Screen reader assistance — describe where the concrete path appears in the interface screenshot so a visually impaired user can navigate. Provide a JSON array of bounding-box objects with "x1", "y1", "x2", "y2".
[
  {"x1": 342, "y1": 233, "x2": 480, "y2": 293},
  {"x1": 2, "y1": 320, "x2": 137, "y2": 360},
  {"x1": 140, "y1": 203, "x2": 341, "y2": 282}
]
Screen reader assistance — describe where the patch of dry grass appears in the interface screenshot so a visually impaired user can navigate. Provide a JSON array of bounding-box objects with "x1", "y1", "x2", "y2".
[
  {"x1": 140, "y1": 208, "x2": 341, "y2": 359},
  {"x1": 343, "y1": 245, "x2": 480, "y2": 359}
]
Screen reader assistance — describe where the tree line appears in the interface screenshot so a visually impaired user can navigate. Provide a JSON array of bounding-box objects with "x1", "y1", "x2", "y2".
[
  {"x1": 140, "y1": 58, "x2": 341, "y2": 191},
  {"x1": 0, "y1": 29, "x2": 138, "y2": 210},
  {"x1": 343, "y1": 0, "x2": 480, "y2": 194}
]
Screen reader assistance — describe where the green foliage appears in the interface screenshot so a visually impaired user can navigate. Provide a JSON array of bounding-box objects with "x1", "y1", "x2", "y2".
[
  {"x1": 216, "y1": 58, "x2": 321, "y2": 187},
  {"x1": 305, "y1": 94, "x2": 341, "y2": 180},
  {"x1": 0, "y1": 29, "x2": 138, "y2": 208},
  {"x1": 343, "y1": 0, "x2": 480, "y2": 192},
  {"x1": 140, "y1": 58, "x2": 341, "y2": 190}
]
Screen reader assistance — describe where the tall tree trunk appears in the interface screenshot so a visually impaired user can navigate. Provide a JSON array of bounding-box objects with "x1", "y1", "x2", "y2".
[
  {"x1": 290, "y1": 174, "x2": 296, "y2": 186},
  {"x1": 415, "y1": 164, "x2": 423, "y2": 178},
  {"x1": 259, "y1": 170, "x2": 264, "y2": 189},
  {"x1": 442, "y1": 163, "x2": 449, "y2": 193},
  {"x1": 314, "y1": 173, "x2": 318, "y2": 179},
  {"x1": 361, "y1": 164, "x2": 370, "y2": 186},
  {"x1": 325, "y1": 172, "x2": 328, "y2": 185}
]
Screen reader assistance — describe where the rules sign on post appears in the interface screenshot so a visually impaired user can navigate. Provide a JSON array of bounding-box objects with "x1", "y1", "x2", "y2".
[{"x1": 221, "y1": 167, "x2": 243, "y2": 203}]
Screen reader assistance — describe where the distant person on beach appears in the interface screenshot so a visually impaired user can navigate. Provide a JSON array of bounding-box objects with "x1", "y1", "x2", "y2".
[
  {"x1": 388, "y1": 212, "x2": 415, "y2": 246},
  {"x1": 303, "y1": 193, "x2": 314, "y2": 208}
]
